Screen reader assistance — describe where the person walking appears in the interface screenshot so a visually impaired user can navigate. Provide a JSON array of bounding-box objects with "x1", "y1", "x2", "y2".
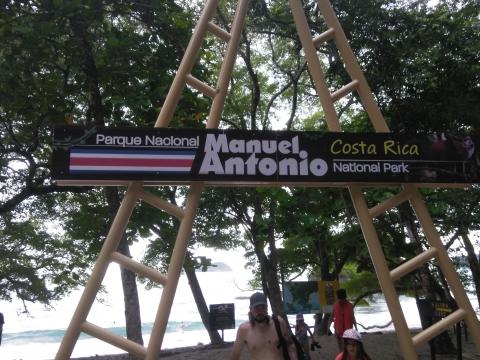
[
  {"x1": 230, "y1": 292, "x2": 298, "y2": 360},
  {"x1": 295, "y1": 314, "x2": 311, "y2": 360},
  {"x1": 0, "y1": 312, "x2": 4, "y2": 346},
  {"x1": 334, "y1": 328, "x2": 371, "y2": 360},
  {"x1": 328, "y1": 289, "x2": 357, "y2": 351}
]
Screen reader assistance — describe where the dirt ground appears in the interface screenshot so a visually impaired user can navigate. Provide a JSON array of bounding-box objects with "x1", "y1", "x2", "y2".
[{"x1": 72, "y1": 330, "x2": 480, "y2": 359}]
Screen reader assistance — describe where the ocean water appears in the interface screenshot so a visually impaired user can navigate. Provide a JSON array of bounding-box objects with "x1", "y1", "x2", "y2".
[
  {"x1": 0, "y1": 249, "x2": 252, "y2": 359},
  {"x1": 0, "y1": 249, "x2": 477, "y2": 360}
]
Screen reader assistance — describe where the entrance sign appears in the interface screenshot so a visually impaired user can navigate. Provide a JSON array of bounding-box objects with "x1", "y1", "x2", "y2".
[
  {"x1": 54, "y1": 1, "x2": 480, "y2": 359},
  {"x1": 52, "y1": 126, "x2": 480, "y2": 185}
]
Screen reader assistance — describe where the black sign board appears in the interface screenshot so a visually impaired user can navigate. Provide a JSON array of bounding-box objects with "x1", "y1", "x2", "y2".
[
  {"x1": 416, "y1": 299, "x2": 460, "y2": 359},
  {"x1": 417, "y1": 299, "x2": 454, "y2": 326},
  {"x1": 432, "y1": 301, "x2": 453, "y2": 319},
  {"x1": 209, "y1": 303, "x2": 235, "y2": 330},
  {"x1": 52, "y1": 125, "x2": 480, "y2": 186}
]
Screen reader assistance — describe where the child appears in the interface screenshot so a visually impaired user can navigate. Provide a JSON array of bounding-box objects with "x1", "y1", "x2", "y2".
[
  {"x1": 295, "y1": 314, "x2": 311, "y2": 360},
  {"x1": 335, "y1": 328, "x2": 371, "y2": 360}
]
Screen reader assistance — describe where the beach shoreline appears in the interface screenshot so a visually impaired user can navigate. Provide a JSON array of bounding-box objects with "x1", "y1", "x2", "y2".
[{"x1": 71, "y1": 330, "x2": 479, "y2": 360}]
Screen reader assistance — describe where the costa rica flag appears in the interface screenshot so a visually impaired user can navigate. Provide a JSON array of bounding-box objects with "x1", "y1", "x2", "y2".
[{"x1": 69, "y1": 148, "x2": 196, "y2": 173}]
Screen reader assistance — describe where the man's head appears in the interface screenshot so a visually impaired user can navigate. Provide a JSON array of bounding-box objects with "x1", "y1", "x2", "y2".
[
  {"x1": 249, "y1": 292, "x2": 269, "y2": 324},
  {"x1": 336, "y1": 288, "x2": 347, "y2": 302},
  {"x1": 250, "y1": 292, "x2": 268, "y2": 308}
]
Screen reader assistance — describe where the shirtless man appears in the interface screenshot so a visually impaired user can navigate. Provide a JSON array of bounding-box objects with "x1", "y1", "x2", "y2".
[{"x1": 230, "y1": 292, "x2": 298, "y2": 360}]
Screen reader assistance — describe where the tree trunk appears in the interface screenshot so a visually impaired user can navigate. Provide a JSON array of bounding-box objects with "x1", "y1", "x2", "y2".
[
  {"x1": 253, "y1": 242, "x2": 284, "y2": 318},
  {"x1": 263, "y1": 252, "x2": 284, "y2": 316},
  {"x1": 314, "y1": 313, "x2": 331, "y2": 335},
  {"x1": 250, "y1": 192, "x2": 285, "y2": 317},
  {"x1": 105, "y1": 187, "x2": 144, "y2": 347},
  {"x1": 461, "y1": 231, "x2": 480, "y2": 307},
  {"x1": 99, "y1": 165, "x2": 144, "y2": 345},
  {"x1": 117, "y1": 234, "x2": 144, "y2": 346},
  {"x1": 184, "y1": 265, "x2": 223, "y2": 344},
  {"x1": 69, "y1": 10, "x2": 144, "y2": 347}
]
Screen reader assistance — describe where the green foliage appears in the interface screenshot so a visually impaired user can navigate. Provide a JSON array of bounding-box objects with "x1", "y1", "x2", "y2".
[
  {"x1": 0, "y1": 204, "x2": 92, "y2": 305},
  {"x1": 340, "y1": 263, "x2": 380, "y2": 301},
  {"x1": 0, "y1": 0, "x2": 208, "y2": 304},
  {"x1": 422, "y1": 187, "x2": 480, "y2": 234},
  {"x1": 187, "y1": 0, "x2": 480, "y2": 307}
]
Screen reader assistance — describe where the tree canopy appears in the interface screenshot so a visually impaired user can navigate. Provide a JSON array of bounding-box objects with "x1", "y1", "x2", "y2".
[
  {"x1": 0, "y1": 0, "x2": 479, "y2": 351},
  {"x1": 0, "y1": 0, "x2": 205, "y2": 304}
]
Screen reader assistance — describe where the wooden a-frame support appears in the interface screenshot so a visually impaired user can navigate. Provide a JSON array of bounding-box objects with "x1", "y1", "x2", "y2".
[{"x1": 55, "y1": 0, "x2": 480, "y2": 359}]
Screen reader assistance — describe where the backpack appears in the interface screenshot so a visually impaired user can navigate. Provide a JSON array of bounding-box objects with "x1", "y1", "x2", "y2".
[{"x1": 272, "y1": 314, "x2": 305, "y2": 360}]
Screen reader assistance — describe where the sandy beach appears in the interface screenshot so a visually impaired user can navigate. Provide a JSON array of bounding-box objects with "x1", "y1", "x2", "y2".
[{"x1": 72, "y1": 330, "x2": 479, "y2": 359}]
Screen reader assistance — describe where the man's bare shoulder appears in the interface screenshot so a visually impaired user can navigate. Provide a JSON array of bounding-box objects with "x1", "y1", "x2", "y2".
[
  {"x1": 238, "y1": 321, "x2": 253, "y2": 330},
  {"x1": 236, "y1": 321, "x2": 253, "y2": 337}
]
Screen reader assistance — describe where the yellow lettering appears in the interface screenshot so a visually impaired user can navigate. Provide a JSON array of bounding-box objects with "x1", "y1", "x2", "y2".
[
  {"x1": 384, "y1": 140, "x2": 419, "y2": 155},
  {"x1": 332, "y1": 139, "x2": 378, "y2": 155},
  {"x1": 351, "y1": 143, "x2": 358, "y2": 155},
  {"x1": 331, "y1": 139, "x2": 342, "y2": 154},
  {"x1": 384, "y1": 140, "x2": 396, "y2": 155}
]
